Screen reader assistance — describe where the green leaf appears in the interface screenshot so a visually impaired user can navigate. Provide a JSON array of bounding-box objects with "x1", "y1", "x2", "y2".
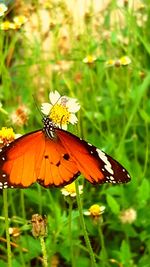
[
  {"x1": 137, "y1": 179, "x2": 150, "y2": 207},
  {"x1": 106, "y1": 195, "x2": 120, "y2": 214},
  {"x1": 120, "y1": 240, "x2": 131, "y2": 264},
  {"x1": 139, "y1": 109, "x2": 150, "y2": 123},
  {"x1": 0, "y1": 260, "x2": 7, "y2": 267}
]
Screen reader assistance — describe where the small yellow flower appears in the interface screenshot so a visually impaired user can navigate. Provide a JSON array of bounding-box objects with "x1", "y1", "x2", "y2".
[
  {"x1": 105, "y1": 59, "x2": 116, "y2": 67},
  {"x1": 61, "y1": 182, "x2": 83, "y2": 197},
  {"x1": 106, "y1": 56, "x2": 131, "y2": 67},
  {"x1": 84, "y1": 204, "x2": 105, "y2": 217},
  {"x1": 0, "y1": 3, "x2": 7, "y2": 17},
  {"x1": 13, "y1": 15, "x2": 27, "y2": 28},
  {"x1": 83, "y1": 55, "x2": 97, "y2": 64},
  {"x1": 0, "y1": 21, "x2": 16, "y2": 30},
  {"x1": 0, "y1": 127, "x2": 21, "y2": 146},
  {"x1": 0, "y1": 127, "x2": 15, "y2": 145},
  {"x1": 119, "y1": 56, "x2": 131, "y2": 66},
  {"x1": 119, "y1": 208, "x2": 137, "y2": 224},
  {"x1": 41, "y1": 91, "x2": 80, "y2": 130}
]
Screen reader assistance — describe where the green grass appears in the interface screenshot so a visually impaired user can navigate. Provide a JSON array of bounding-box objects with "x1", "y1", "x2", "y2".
[{"x1": 0, "y1": 1, "x2": 150, "y2": 266}]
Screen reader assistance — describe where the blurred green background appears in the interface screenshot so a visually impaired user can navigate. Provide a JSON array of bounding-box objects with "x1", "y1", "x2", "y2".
[{"x1": 0, "y1": 0, "x2": 150, "y2": 266}]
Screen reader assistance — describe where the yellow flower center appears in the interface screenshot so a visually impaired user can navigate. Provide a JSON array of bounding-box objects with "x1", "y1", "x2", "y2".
[
  {"x1": 64, "y1": 182, "x2": 76, "y2": 194},
  {"x1": 89, "y1": 204, "x2": 102, "y2": 216},
  {"x1": 0, "y1": 127, "x2": 15, "y2": 144},
  {"x1": 49, "y1": 104, "x2": 70, "y2": 126},
  {"x1": 106, "y1": 59, "x2": 115, "y2": 66},
  {"x1": 84, "y1": 55, "x2": 96, "y2": 64}
]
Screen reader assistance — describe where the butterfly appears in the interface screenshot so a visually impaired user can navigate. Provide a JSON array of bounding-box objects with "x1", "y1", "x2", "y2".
[{"x1": 0, "y1": 117, "x2": 131, "y2": 189}]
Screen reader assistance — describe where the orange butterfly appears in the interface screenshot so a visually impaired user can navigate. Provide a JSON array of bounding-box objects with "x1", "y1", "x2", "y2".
[{"x1": 0, "y1": 117, "x2": 131, "y2": 189}]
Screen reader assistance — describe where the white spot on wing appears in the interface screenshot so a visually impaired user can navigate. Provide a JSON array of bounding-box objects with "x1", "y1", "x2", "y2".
[
  {"x1": 96, "y1": 149, "x2": 108, "y2": 164},
  {"x1": 88, "y1": 143, "x2": 92, "y2": 146},
  {"x1": 96, "y1": 149, "x2": 114, "y2": 175},
  {"x1": 104, "y1": 164, "x2": 114, "y2": 175}
]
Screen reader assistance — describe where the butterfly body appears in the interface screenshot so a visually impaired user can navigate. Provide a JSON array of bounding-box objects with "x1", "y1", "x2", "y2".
[{"x1": 0, "y1": 117, "x2": 131, "y2": 189}]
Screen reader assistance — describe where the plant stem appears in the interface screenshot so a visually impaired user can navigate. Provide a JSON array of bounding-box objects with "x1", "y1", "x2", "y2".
[
  {"x1": 40, "y1": 236, "x2": 48, "y2": 267},
  {"x1": 75, "y1": 180, "x2": 97, "y2": 267},
  {"x1": 68, "y1": 199, "x2": 75, "y2": 267},
  {"x1": 3, "y1": 189, "x2": 12, "y2": 267},
  {"x1": 98, "y1": 219, "x2": 110, "y2": 267}
]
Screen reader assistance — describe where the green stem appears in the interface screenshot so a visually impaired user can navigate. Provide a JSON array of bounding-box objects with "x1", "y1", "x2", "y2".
[
  {"x1": 68, "y1": 199, "x2": 75, "y2": 267},
  {"x1": 75, "y1": 180, "x2": 96, "y2": 267},
  {"x1": 98, "y1": 219, "x2": 110, "y2": 267},
  {"x1": 39, "y1": 236, "x2": 48, "y2": 267},
  {"x1": 3, "y1": 189, "x2": 12, "y2": 267},
  {"x1": 20, "y1": 191, "x2": 26, "y2": 220}
]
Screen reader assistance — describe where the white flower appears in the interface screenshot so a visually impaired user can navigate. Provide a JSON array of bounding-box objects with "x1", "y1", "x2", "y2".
[
  {"x1": 0, "y1": 3, "x2": 7, "y2": 17},
  {"x1": 119, "y1": 208, "x2": 137, "y2": 224},
  {"x1": 41, "y1": 91, "x2": 80, "y2": 129},
  {"x1": 61, "y1": 182, "x2": 83, "y2": 197}
]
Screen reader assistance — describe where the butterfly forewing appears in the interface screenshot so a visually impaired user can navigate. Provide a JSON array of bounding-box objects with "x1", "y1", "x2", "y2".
[{"x1": 56, "y1": 129, "x2": 131, "y2": 185}]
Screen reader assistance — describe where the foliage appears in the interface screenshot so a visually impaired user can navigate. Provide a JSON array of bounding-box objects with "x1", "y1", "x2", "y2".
[{"x1": 0, "y1": 0, "x2": 150, "y2": 266}]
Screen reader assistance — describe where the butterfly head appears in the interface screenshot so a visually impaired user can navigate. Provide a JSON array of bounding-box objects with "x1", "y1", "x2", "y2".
[{"x1": 43, "y1": 117, "x2": 57, "y2": 139}]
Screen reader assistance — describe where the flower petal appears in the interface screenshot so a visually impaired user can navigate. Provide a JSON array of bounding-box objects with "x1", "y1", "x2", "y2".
[
  {"x1": 70, "y1": 193, "x2": 76, "y2": 197},
  {"x1": 49, "y1": 91, "x2": 61, "y2": 105},
  {"x1": 83, "y1": 211, "x2": 91, "y2": 216},
  {"x1": 69, "y1": 114, "x2": 78, "y2": 124},
  {"x1": 67, "y1": 98, "x2": 80, "y2": 112},
  {"x1": 41, "y1": 103, "x2": 52, "y2": 115},
  {"x1": 61, "y1": 124, "x2": 68, "y2": 130}
]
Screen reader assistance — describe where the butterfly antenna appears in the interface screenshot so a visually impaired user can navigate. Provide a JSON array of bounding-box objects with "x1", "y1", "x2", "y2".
[
  {"x1": 60, "y1": 115, "x2": 65, "y2": 129},
  {"x1": 32, "y1": 95, "x2": 44, "y2": 118}
]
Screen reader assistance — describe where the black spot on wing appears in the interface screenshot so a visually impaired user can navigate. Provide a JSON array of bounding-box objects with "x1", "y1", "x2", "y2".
[
  {"x1": 63, "y1": 153, "x2": 70, "y2": 160},
  {"x1": 56, "y1": 161, "x2": 60, "y2": 167}
]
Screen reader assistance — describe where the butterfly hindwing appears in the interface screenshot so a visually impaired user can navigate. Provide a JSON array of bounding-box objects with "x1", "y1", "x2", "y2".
[{"x1": 0, "y1": 130, "x2": 79, "y2": 189}]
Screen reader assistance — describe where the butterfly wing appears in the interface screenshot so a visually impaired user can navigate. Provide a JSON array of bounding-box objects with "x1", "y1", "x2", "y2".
[
  {"x1": 0, "y1": 130, "x2": 79, "y2": 189},
  {"x1": 56, "y1": 128, "x2": 131, "y2": 184}
]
